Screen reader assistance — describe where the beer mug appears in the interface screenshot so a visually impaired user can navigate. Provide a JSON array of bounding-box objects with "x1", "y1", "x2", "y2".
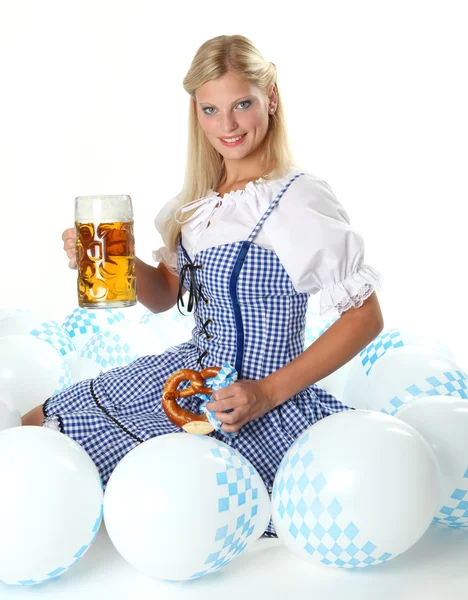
[{"x1": 75, "y1": 195, "x2": 137, "y2": 309}]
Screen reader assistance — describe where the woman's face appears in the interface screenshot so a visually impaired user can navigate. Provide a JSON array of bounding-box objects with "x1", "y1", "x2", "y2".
[{"x1": 194, "y1": 71, "x2": 275, "y2": 164}]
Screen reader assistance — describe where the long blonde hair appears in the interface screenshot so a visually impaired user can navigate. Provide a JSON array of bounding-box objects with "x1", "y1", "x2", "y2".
[{"x1": 163, "y1": 34, "x2": 300, "y2": 253}]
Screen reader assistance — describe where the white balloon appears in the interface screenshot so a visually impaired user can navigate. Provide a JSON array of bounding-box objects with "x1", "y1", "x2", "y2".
[
  {"x1": 0, "y1": 310, "x2": 76, "y2": 359},
  {"x1": 80, "y1": 323, "x2": 166, "y2": 371},
  {"x1": 396, "y1": 396, "x2": 468, "y2": 528},
  {"x1": 272, "y1": 410, "x2": 441, "y2": 568},
  {"x1": 139, "y1": 306, "x2": 194, "y2": 349},
  {"x1": 104, "y1": 433, "x2": 271, "y2": 581},
  {"x1": 0, "y1": 426, "x2": 103, "y2": 585},
  {"x1": 343, "y1": 346, "x2": 467, "y2": 414},
  {"x1": 0, "y1": 391, "x2": 21, "y2": 431},
  {"x1": 0, "y1": 335, "x2": 74, "y2": 415},
  {"x1": 343, "y1": 325, "x2": 455, "y2": 411},
  {"x1": 315, "y1": 361, "x2": 354, "y2": 402},
  {"x1": 66, "y1": 355, "x2": 103, "y2": 383},
  {"x1": 61, "y1": 307, "x2": 127, "y2": 354},
  {"x1": 0, "y1": 307, "x2": 15, "y2": 322}
]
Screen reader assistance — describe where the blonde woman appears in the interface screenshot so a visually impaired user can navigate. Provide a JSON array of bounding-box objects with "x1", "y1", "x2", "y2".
[{"x1": 24, "y1": 35, "x2": 384, "y2": 537}]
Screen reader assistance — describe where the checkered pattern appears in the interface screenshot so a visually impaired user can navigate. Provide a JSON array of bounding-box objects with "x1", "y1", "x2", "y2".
[
  {"x1": 188, "y1": 441, "x2": 260, "y2": 579},
  {"x1": 356, "y1": 327, "x2": 456, "y2": 378},
  {"x1": 272, "y1": 431, "x2": 393, "y2": 568},
  {"x1": 62, "y1": 308, "x2": 126, "y2": 340},
  {"x1": 0, "y1": 504, "x2": 103, "y2": 586},
  {"x1": 140, "y1": 308, "x2": 189, "y2": 327},
  {"x1": 191, "y1": 362, "x2": 238, "y2": 439},
  {"x1": 51, "y1": 361, "x2": 74, "y2": 396},
  {"x1": 380, "y1": 371, "x2": 468, "y2": 416},
  {"x1": 358, "y1": 327, "x2": 405, "y2": 376},
  {"x1": 43, "y1": 172, "x2": 357, "y2": 536},
  {"x1": 433, "y1": 466, "x2": 468, "y2": 528},
  {"x1": 30, "y1": 320, "x2": 75, "y2": 357},
  {"x1": 139, "y1": 306, "x2": 195, "y2": 347},
  {"x1": 81, "y1": 330, "x2": 141, "y2": 369}
]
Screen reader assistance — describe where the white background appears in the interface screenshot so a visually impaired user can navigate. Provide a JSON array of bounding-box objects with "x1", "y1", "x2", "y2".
[
  {"x1": 0, "y1": 2, "x2": 467, "y2": 598},
  {"x1": 0, "y1": 1, "x2": 466, "y2": 358}
]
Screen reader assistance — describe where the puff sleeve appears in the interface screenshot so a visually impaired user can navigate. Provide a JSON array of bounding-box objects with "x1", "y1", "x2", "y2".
[
  {"x1": 268, "y1": 174, "x2": 383, "y2": 317},
  {"x1": 152, "y1": 195, "x2": 180, "y2": 276}
]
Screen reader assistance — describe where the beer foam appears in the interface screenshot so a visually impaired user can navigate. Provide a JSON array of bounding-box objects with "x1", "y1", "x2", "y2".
[{"x1": 75, "y1": 195, "x2": 133, "y2": 221}]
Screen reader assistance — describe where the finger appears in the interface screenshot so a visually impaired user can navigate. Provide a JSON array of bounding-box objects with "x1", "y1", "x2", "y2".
[
  {"x1": 221, "y1": 421, "x2": 244, "y2": 433},
  {"x1": 206, "y1": 397, "x2": 240, "y2": 413},
  {"x1": 213, "y1": 407, "x2": 245, "y2": 425},
  {"x1": 211, "y1": 387, "x2": 236, "y2": 402},
  {"x1": 68, "y1": 257, "x2": 77, "y2": 270},
  {"x1": 66, "y1": 248, "x2": 76, "y2": 259},
  {"x1": 62, "y1": 228, "x2": 76, "y2": 241},
  {"x1": 63, "y1": 238, "x2": 76, "y2": 251}
]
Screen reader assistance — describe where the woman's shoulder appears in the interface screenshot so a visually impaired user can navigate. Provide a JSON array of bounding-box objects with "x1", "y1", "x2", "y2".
[{"x1": 271, "y1": 168, "x2": 350, "y2": 223}]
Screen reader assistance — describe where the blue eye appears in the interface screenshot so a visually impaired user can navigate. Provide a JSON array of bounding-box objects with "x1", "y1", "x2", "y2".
[{"x1": 202, "y1": 100, "x2": 251, "y2": 115}]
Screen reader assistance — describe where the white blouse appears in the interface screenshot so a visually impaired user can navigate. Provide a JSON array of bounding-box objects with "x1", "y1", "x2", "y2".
[{"x1": 152, "y1": 167, "x2": 383, "y2": 316}]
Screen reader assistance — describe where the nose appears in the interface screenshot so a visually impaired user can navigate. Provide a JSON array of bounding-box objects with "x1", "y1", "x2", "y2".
[{"x1": 220, "y1": 112, "x2": 239, "y2": 134}]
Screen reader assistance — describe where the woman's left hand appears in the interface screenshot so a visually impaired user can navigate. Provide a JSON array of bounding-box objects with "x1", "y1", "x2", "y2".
[{"x1": 205, "y1": 379, "x2": 277, "y2": 433}]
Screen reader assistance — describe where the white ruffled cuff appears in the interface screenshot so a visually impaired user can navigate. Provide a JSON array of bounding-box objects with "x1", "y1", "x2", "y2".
[
  {"x1": 319, "y1": 264, "x2": 384, "y2": 317},
  {"x1": 152, "y1": 246, "x2": 178, "y2": 276}
]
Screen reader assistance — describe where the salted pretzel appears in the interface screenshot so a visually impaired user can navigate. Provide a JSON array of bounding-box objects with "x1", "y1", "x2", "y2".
[{"x1": 162, "y1": 366, "x2": 221, "y2": 435}]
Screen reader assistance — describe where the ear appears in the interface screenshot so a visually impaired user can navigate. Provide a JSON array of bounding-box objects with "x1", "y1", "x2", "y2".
[{"x1": 268, "y1": 83, "x2": 278, "y2": 104}]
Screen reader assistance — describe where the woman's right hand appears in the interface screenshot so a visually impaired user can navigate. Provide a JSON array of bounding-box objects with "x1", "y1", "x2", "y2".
[{"x1": 62, "y1": 227, "x2": 77, "y2": 269}]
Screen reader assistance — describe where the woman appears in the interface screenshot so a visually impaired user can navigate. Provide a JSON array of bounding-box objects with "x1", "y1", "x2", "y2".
[{"x1": 23, "y1": 34, "x2": 384, "y2": 536}]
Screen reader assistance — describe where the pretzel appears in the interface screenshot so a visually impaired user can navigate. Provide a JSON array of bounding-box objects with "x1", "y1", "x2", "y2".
[{"x1": 162, "y1": 367, "x2": 221, "y2": 435}]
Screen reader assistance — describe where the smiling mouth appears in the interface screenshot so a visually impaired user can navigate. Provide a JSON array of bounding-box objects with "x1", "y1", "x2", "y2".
[{"x1": 219, "y1": 133, "x2": 247, "y2": 143}]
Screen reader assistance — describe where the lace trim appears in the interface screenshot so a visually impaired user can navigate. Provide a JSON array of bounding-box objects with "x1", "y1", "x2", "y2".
[
  {"x1": 152, "y1": 246, "x2": 178, "y2": 276},
  {"x1": 43, "y1": 416, "x2": 62, "y2": 432},
  {"x1": 319, "y1": 278, "x2": 383, "y2": 317}
]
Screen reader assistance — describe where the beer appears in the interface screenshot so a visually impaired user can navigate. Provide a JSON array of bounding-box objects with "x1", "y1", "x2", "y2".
[{"x1": 75, "y1": 196, "x2": 136, "y2": 309}]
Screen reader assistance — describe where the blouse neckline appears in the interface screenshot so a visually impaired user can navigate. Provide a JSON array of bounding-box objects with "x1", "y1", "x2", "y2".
[
  {"x1": 207, "y1": 176, "x2": 266, "y2": 200},
  {"x1": 174, "y1": 168, "x2": 300, "y2": 226}
]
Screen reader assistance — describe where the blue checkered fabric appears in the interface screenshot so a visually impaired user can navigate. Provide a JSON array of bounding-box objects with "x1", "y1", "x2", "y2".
[{"x1": 43, "y1": 172, "x2": 354, "y2": 536}]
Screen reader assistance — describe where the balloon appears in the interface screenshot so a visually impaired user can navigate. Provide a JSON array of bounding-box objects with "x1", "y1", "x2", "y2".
[
  {"x1": 304, "y1": 311, "x2": 338, "y2": 347},
  {"x1": 61, "y1": 307, "x2": 127, "y2": 354},
  {"x1": 343, "y1": 346, "x2": 467, "y2": 414},
  {"x1": 343, "y1": 325, "x2": 455, "y2": 411},
  {"x1": 0, "y1": 391, "x2": 21, "y2": 431},
  {"x1": 272, "y1": 410, "x2": 441, "y2": 568},
  {"x1": 0, "y1": 426, "x2": 103, "y2": 585},
  {"x1": 0, "y1": 335, "x2": 73, "y2": 415},
  {"x1": 66, "y1": 356, "x2": 103, "y2": 383},
  {"x1": 104, "y1": 433, "x2": 270, "y2": 581},
  {"x1": 396, "y1": 396, "x2": 468, "y2": 528},
  {"x1": 0, "y1": 310, "x2": 76, "y2": 359},
  {"x1": 139, "y1": 306, "x2": 194, "y2": 349},
  {"x1": 80, "y1": 323, "x2": 166, "y2": 371}
]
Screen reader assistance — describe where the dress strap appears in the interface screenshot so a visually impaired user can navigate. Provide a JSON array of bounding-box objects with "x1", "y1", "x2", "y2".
[{"x1": 247, "y1": 172, "x2": 305, "y2": 243}]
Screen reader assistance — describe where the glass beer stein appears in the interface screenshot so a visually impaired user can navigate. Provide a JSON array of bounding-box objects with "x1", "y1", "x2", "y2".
[{"x1": 75, "y1": 195, "x2": 137, "y2": 309}]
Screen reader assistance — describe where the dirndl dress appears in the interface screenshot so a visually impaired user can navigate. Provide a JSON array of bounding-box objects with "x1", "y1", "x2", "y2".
[{"x1": 43, "y1": 171, "x2": 353, "y2": 535}]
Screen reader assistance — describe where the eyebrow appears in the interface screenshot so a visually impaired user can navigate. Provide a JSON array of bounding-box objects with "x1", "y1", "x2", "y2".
[{"x1": 198, "y1": 96, "x2": 252, "y2": 108}]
